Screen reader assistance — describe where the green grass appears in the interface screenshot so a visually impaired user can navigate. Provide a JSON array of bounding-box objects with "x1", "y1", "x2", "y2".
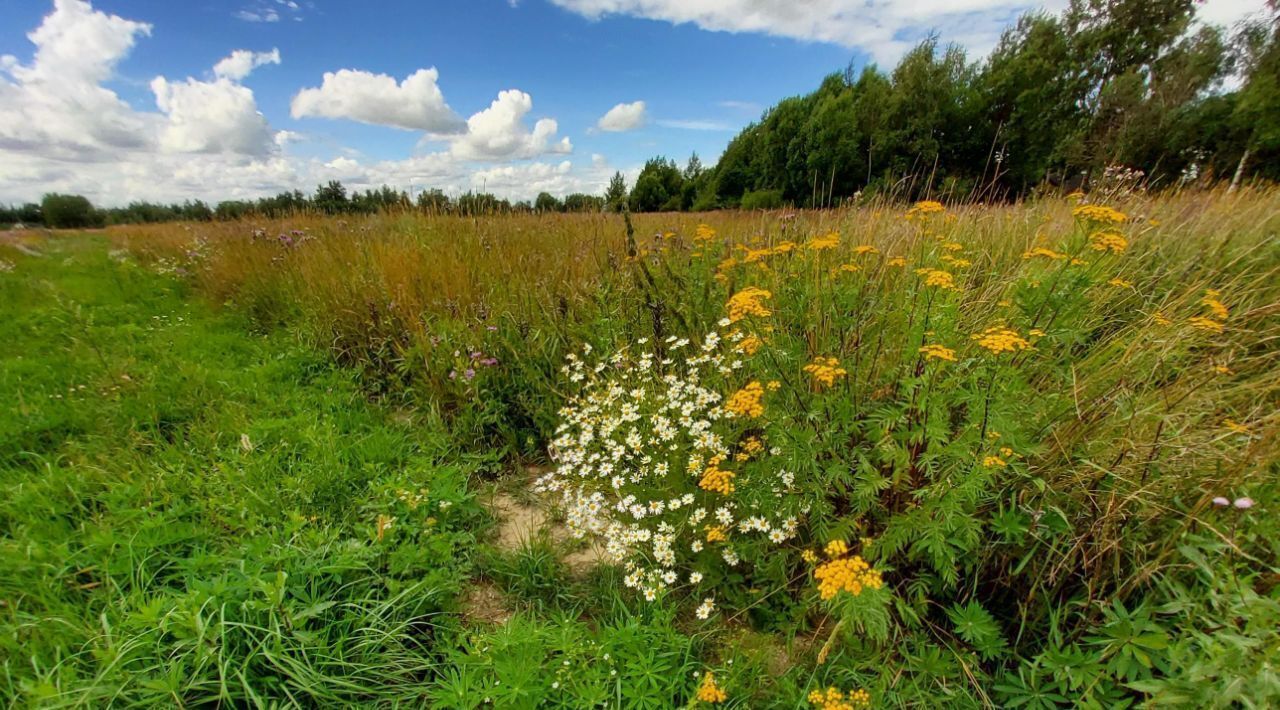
[{"x1": 0, "y1": 237, "x2": 486, "y2": 705}]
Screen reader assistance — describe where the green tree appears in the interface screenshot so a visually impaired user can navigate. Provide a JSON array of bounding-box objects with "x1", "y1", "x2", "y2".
[
  {"x1": 535, "y1": 192, "x2": 563, "y2": 212},
  {"x1": 604, "y1": 171, "x2": 628, "y2": 212},
  {"x1": 40, "y1": 193, "x2": 101, "y2": 229}
]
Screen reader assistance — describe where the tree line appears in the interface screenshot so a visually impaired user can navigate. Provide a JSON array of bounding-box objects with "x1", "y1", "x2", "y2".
[
  {"x1": 617, "y1": 0, "x2": 1279, "y2": 210},
  {"x1": 0, "y1": 183, "x2": 609, "y2": 228}
]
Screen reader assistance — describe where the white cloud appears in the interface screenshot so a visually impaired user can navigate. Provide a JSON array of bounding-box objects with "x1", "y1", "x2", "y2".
[
  {"x1": 550, "y1": 0, "x2": 1064, "y2": 64},
  {"x1": 151, "y1": 75, "x2": 276, "y2": 155},
  {"x1": 718, "y1": 100, "x2": 761, "y2": 113},
  {"x1": 291, "y1": 68, "x2": 466, "y2": 133},
  {"x1": 656, "y1": 118, "x2": 734, "y2": 131},
  {"x1": 596, "y1": 100, "x2": 647, "y2": 131},
  {"x1": 213, "y1": 48, "x2": 281, "y2": 81},
  {"x1": 0, "y1": 0, "x2": 155, "y2": 160},
  {"x1": 235, "y1": 0, "x2": 304, "y2": 23},
  {"x1": 448, "y1": 89, "x2": 572, "y2": 161}
]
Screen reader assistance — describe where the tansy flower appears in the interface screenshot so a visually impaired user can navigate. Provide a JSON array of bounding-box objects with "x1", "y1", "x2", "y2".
[
  {"x1": 806, "y1": 232, "x2": 840, "y2": 251},
  {"x1": 809, "y1": 686, "x2": 871, "y2": 710},
  {"x1": 1153, "y1": 312, "x2": 1171, "y2": 326},
  {"x1": 1073, "y1": 204, "x2": 1127, "y2": 225},
  {"x1": 1089, "y1": 230, "x2": 1128, "y2": 254},
  {"x1": 801, "y1": 549, "x2": 818, "y2": 563},
  {"x1": 941, "y1": 241, "x2": 964, "y2": 252},
  {"x1": 1188, "y1": 316, "x2": 1224, "y2": 333},
  {"x1": 886, "y1": 256, "x2": 907, "y2": 267},
  {"x1": 970, "y1": 326, "x2": 1032, "y2": 355},
  {"x1": 699, "y1": 464, "x2": 736, "y2": 495},
  {"x1": 1201, "y1": 290, "x2": 1229, "y2": 320},
  {"x1": 1214, "y1": 364, "x2": 1233, "y2": 375},
  {"x1": 824, "y1": 539, "x2": 848, "y2": 558},
  {"x1": 726, "y1": 287, "x2": 773, "y2": 322},
  {"x1": 909, "y1": 200, "x2": 945, "y2": 216},
  {"x1": 803, "y1": 357, "x2": 848, "y2": 388},
  {"x1": 735, "y1": 334, "x2": 763, "y2": 355},
  {"x1": 919, "y1": 344, "x2": 957, "y2": 362},
  {"x1": 814, "y1": 556, "x2": 883, "y2": 600},
  {"x1": 1108, "y1": 278, "x2": 1133, "y2": 288},
  {"x1": 725, "y1": 381, "x2": 766, "y2": 417},
  {"x1": 696, "y1": 672, "x2": 727, "y2": 704},
  {"x1": 705, "y1": 525, "x2": 728, "y2": 543},
  {"x1": 982, "y1": 455, "x2": 1007, "y2": 468},
  {"x1": 837, "y1": 263, "x2": 861, "y2": 273},
  {"x1": 915, "y1": 267, "x2": 958, "y2": 290},
  {"x1": 1023, "y1": 247, "x2": 1066, "y2": 260},
  {"x1": 1223, "y1": 419, "x2": 1250, "y2": 435},
  {"x1": 694, "y1": 224, "x2": 716, "y2": 242},
  {"x1": 852, "y1": 245, "x2": 880, "y2": 256}
]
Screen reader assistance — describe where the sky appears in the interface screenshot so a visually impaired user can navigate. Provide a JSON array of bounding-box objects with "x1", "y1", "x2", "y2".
[{"x1": 0, "y1": 0, "x2": 1269, "y2": 206}]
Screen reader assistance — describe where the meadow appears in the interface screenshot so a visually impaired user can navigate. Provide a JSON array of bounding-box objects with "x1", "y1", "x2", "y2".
[{"x1": 1, "y1": 188, "x2": 1278, "y2": 707}]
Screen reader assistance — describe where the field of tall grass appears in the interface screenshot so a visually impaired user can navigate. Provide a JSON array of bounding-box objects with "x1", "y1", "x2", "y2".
[{"x1": 3, "y1": 188, "x2": 1278, "y2": 706}]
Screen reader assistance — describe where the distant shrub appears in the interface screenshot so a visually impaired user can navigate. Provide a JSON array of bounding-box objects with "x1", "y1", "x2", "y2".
[
  {"x1": 740, "y1": 189, "x2": 785, "y2": 210},
  {"x1": 41, "y1": 193, "x2": 102, "y2": 229}
]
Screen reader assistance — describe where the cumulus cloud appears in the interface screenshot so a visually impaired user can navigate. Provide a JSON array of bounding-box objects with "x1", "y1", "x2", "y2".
[
  {"x1": 151, "y1": 75, "x2": 276, "y2": 155},
  {"x1": 596, "y1": 100, "x2": 647, "y2": 131},
  {"x1": 0, "y1": 0, "x2": 156, "y2": 160},
  {"x1": 448, "y1": 89, "x2": 572, "y2": 161},
  {"x1": 291, "y1": 68, "x2": 466, "y2": 133},
  {"x1": 213, "y1": 48, "x2": 281, "y2": 81},
  {"x1": 550, "y1": 0, "x2": 1062, "y2": 64}
]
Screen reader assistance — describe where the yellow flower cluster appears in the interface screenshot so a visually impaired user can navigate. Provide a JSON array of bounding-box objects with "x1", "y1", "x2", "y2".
[
  {"x1": 908, "y1": 200, "x2": 945, "y2": 216},
  {"x1": 940, "y1": 254, "x2": 972, "y2": 268},
  {"x1": 852, "y1": 245, "x2": 880, "y2": 256},
  {"x1": 1089, "y1": 229, "x2": 1128, "y2": 253},
  {"x1": 1073, "y1": 204, "x2": 1127, "y2": 225},
  {"x1": 694, "y1": 224, "x2": 717, "y2": 242},
  {"x1": 740, "y1": 241, "x2": 798, "y2": 264},
  {"x1": 807, "y1": 232, "x2": 840, "y2": 251},
  {"x1": 970, "y1": 326, "x2": 1032, "y2": 355},
  {"x1": 837, "y1": 263, "x2": 861, "y2": 274},
  {"x1": 1109, "y1": 278, "x2": 1133, "y2": 288},
  {"x1": 735, "y1": 333, "x2": 764, "y2": 355},
  {"x1": 915, "y1": 268, "x2": 958, "y2": 290},
  {"x1": 941, "y1": 241, "x2": 964, "y2": 252},
  {"x1": 919, "y1": 344, "x2": 957, "y2": 362},
  {"x1": 1023, "y1": 247, "x2": 1066, "y2": 260},
  {"x1": 814, "y1": 555, "x2": 883, "y2": 600},
  {"x1": 886, "y1": 256, "x2": 907, "y2": 267},
  {"x1": 801, "y1": 549, "x2": 819, "y2": 563},
  {"x1": 982, "y1": 455, "x2": 1007, "y2": 468},
  {"x1": 1201, "y1": 289, "x2": 1229, "y2": 320},
  {"x1": 726, "y1": 287, "x2": 773, "y2": 322},
  {"x1": 808, "y1": 686, "x2": 871, "y2": 710},
  {"x1": 725, "y1": 381, "x2": 766, "y2": 418},
  {"x1": 699, "y1": 456, "x2": 736, "y2": 495},
  {"x1": 696, "y1": 672, "x2": 727, "y2": 704},
  {"x1": 1188, "y1": 316, "x2": 1224, "y2": 333},
  {"x1": 804, "y1": 357, "x2": 847, "y2": 387},
  {"x1": 705, "y1": 525, "x2": 728, "y2": 543},
  {"x1": 1224, "y1": 419, "x2": 1250, "y2": 435},
  {"x1": 825, "y1": 539, "x2": 848, "y2": 558}
]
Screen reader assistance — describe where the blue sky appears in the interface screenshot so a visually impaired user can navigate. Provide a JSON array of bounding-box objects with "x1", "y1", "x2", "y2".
[{"x1": 0, "y1": 0, "x2": 1266, "y2": 205}]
